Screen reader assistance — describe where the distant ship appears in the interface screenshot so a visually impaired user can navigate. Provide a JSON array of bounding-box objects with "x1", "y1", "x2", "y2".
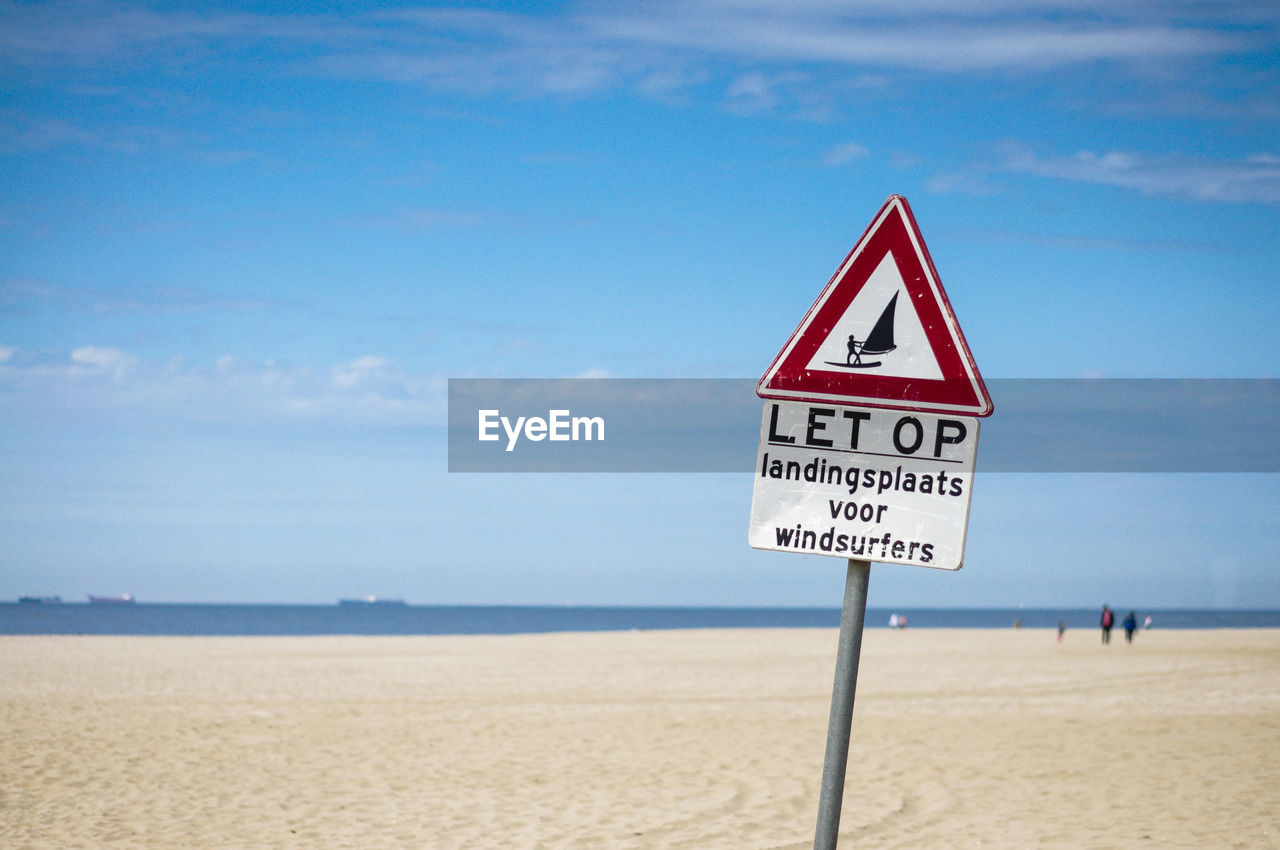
[
  {"x1": 88, "y1": 594, "x2": 136, "y2": 604},
  {"x1": 18, "y1": 595, "x2": 62, "y2": 603},
  {"x1": 338, "y1": 596, "x2": 406, "y2": 606}
]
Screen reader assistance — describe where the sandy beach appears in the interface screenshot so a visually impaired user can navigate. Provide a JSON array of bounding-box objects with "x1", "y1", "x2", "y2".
[{"x1": 2, "y1": 627, "x2": 1277, "y2": 849}]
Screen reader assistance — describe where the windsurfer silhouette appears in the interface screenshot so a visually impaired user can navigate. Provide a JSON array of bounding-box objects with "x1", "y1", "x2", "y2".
[{"x1": 829, "y1": 293, "x2": 898, "y2": 370}]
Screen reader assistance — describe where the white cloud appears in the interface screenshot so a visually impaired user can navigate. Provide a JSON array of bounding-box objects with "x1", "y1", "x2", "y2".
[
  {"x1": 71, "y1": 345, "x2": 137, "y2": 376},
  {"x1": 822, "y1": 142, "x2": 870, "y2": 167},
  {"x1": 1, "y1": 277, "x2": 279, "y2": 315},
  {"x1": 0, "y1": 345, "x2": 14, "y2": 363},
  {"x1": 1001, "y1": 146, "x2": 1280, "y2": 203},
  {"x1": 724, "y1": 72, "x2": 779, "y2": 113},
  {"x1": 364, "y1": 208, "x2": 491, "y2": 232},
  {"x1": 331, "y1": 355, "x2": 391, "y2": 389},
  {"x1": 927, "y1": 170, "x2": 1002, "y2": 196},
  {"x1": 91, "y1": 286, "x2": 278, "y2": 315},
  {"x1": 2, "y1": 2, "x2": 1264, "y2": 107},
  {"x1": 0, "y1": 349, "x2": 445, "y2": 427},
  {"x1": 634, "y1": 66, "x2": 707, "y2": 101},
  {"x1": 581, "y1": 3, "x2": 1254, "y2": 73},
  {"x1": 927, "y1": 144, "x2": 1280, "y2": 203}
]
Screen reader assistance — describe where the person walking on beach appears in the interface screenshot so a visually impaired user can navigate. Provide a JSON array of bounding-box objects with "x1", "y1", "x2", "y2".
[
  {"x1": 1100, "y1": 605, "x2": 1114, "y2": 644},
  {"x1": 1057, "y1": 621, "x2": 1066, "y2": 643},
  {"x1": 1123, "y1": 611, "x2": 1138, "y2": 643}
]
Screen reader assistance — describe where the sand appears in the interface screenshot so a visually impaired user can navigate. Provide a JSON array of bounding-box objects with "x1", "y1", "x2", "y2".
[{"x1": 1, "y1": 627, "x2": 1278, "y2": 849}]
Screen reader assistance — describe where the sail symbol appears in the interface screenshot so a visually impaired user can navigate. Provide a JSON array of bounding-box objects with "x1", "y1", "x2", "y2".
[{"x1": 826, "y1": 292, "x2": 898, "y2": 370}]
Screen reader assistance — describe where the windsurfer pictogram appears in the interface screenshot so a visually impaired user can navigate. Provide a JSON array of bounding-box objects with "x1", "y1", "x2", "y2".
[{"x1": 829, "y1": 292, "x2": 898, "y2": 369}]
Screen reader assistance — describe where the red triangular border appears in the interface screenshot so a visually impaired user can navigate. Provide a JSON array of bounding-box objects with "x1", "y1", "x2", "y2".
[{"x1": 757, "y1": 195, "x2": 993, "y2": 417}]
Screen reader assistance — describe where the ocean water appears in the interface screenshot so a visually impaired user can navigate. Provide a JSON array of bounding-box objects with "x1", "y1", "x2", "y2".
[{"x1": 1, "y1": 604, "x2": 1277, "y2": 636}]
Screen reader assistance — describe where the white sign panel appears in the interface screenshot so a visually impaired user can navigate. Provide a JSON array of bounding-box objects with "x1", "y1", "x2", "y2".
[{"x1": 748, "y1": 400, "x2": 979, "y2": 570}]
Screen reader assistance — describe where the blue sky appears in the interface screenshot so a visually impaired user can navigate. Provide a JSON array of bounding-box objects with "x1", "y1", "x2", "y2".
[{"x1": 2, "y1": 1, "x2": 1278, "y2": 607}]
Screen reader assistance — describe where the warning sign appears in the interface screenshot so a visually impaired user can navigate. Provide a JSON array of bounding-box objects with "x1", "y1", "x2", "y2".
[
  {"x1": 748, "y1": 399, "x2": 979, "y2": 570},
  {"x1": 757, "y1": 195, "x2": 993, "y2": 417}
]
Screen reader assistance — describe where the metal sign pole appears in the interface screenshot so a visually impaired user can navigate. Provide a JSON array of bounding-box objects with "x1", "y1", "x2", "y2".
[{"x1": 813, "y1": 558, "x2": 872, "y2": 850}]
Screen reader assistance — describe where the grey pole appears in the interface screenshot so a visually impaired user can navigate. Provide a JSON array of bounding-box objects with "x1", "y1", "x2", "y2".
[{"x1": 813, "y1": 558, "x2": 872, "y2": 850}]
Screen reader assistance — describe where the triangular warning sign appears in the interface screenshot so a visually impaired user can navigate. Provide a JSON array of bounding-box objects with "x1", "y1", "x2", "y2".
[{"x1": 757, "y1": 195, "x2": 993, "y2": 417}]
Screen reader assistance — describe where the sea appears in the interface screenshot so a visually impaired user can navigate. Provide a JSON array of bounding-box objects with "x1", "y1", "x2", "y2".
[{"x1": 2, "y1": 603, "x2": 1278, "y2": 636}]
